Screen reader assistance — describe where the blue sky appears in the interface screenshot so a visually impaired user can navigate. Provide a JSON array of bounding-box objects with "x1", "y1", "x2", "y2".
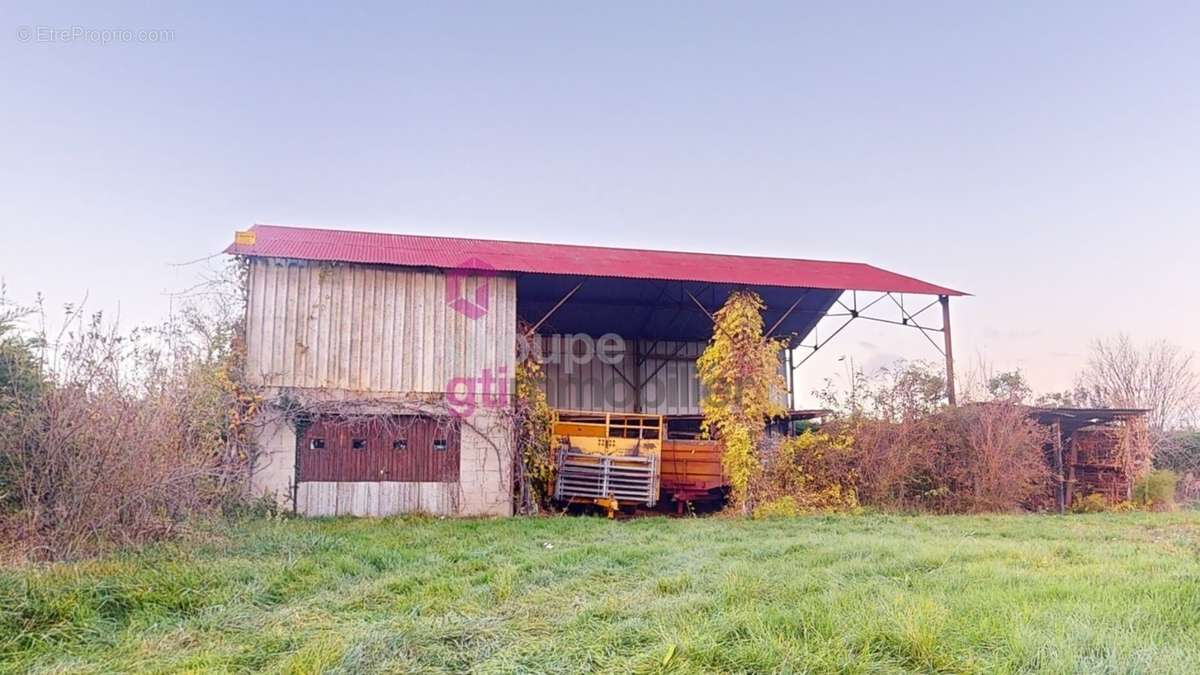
[{"x1": 1, "y1": 2, "x2": 1196, "y2": 403}]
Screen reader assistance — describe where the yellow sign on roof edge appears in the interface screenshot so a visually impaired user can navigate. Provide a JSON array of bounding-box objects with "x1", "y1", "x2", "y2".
[{"x1": 234, "y1": 230, "x2": 256, "y2": 246}]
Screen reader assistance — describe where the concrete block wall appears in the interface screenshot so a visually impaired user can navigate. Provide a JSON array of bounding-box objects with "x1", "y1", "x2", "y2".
[
  {"x1": 457, "y1": 409, "x2": 514, "y2": 516},
  {"x1": 250, "y1": 416, "x2": 296, "y2": 503}
]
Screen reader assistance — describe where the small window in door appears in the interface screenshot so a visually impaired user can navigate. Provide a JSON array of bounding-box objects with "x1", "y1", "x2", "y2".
[
  {"x1": 309, "y1": 438, "x2": 326, "y2": 450},
  {"x1": 433, "y1": 439, "x2": 449, "y2": 451},
  {"x1": 351, "y1": 438, "x2": 367, "y2": 450},
  {"x1": 393, "y1": 439, "x2": 408, "y2": 451}
]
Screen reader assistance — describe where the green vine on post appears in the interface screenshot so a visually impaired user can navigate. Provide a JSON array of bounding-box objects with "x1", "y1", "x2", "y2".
[
  {"x1": 514, "y1": 327, "x2": 556, "y2": 514},
  {"x1": 696, "y1": 291, "x2": 787, "y2": 513}
]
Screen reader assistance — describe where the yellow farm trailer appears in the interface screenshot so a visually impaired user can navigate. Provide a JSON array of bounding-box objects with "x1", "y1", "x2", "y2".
[{"x1": 552, "y1": 411, "x2": 664, "y2": 515}]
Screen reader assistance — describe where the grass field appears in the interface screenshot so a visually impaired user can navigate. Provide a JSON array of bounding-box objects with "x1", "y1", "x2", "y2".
[{"x1": 3, "y1": 512, "x2": 1200, "y2": 674}]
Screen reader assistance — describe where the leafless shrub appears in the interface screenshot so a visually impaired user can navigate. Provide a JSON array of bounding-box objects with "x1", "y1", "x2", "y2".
[
  {"x1": 0, "y1": 264, "x2": 259, "y2": 560},
  {"x1": 829, "y1": 404, "x2": 1049, "y2": 513},
  {"x1": 953, "y1": 402, "x2": 1051, "y2": 511},
  {"x1": 817, "y1": 361, "x2": 1051, "y2": 513}
]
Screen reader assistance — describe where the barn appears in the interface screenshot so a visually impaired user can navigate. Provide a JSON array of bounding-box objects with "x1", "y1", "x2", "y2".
[{"x1": 227, "y1": 224, "x2": 965, "y2": 517}]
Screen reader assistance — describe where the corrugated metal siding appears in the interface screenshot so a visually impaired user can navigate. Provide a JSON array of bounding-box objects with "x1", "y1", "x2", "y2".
[
  {"x1": 245, "y1": 257, "x2": 516, "y2": 393},
  {"x1": 541, "y1": 336, "x2": 787, "y2": 416},
  {"x1": 639, "y1": 341, "x2": 705, "y2": 416},
  {"x1": 540, "y1": 335, "x2": 639, "y2": 412},
  {"x1": 540, "y1": 337, "x2": 704, "y2": 415}
]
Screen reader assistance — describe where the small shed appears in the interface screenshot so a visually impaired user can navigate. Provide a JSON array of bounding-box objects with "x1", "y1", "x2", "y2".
[{"x1": 1033, "y1": 407, "x2": 1151, "y2": 511}]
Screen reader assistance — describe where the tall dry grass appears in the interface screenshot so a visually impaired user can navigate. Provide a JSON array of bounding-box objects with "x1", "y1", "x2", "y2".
[{"x1": 1, "y1": 268, "x2": 260, "y2": 560}]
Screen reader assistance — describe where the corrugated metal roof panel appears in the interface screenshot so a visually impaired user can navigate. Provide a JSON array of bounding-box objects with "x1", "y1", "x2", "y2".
[{"x1": 226, "y1": 224, "x2": 966, "y2": 296}]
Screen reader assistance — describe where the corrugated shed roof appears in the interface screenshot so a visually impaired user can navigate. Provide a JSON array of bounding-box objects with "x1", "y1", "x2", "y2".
[{"x1": 225, "y1": 224, "x2": 966, "y2": 296}]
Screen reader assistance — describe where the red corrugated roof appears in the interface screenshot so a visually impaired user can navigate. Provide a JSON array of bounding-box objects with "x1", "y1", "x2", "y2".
[{"x1": 225, "y1": 224, "x2": 966, "y2": 296}]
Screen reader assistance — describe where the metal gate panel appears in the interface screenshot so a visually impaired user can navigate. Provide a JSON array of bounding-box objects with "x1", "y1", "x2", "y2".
[{"x1": 554, "y1": 451, "x2": 658, "y2": 506}]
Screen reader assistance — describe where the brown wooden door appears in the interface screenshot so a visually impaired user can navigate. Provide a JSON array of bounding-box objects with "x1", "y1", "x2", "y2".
[{"x1": 297, "y1": 415, "x2": 460, "y2": 482}]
